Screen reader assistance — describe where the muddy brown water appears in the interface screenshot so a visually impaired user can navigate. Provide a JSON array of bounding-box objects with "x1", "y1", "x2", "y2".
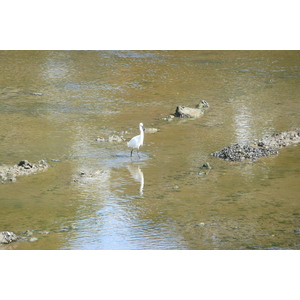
[{"x1": 0, "y1": 50, "x2": 299, "y2": 250}]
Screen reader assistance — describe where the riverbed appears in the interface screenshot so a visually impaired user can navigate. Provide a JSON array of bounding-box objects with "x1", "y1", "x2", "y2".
[{"x1": 1, "y1": 50, "x2": 299, "y2": 249}]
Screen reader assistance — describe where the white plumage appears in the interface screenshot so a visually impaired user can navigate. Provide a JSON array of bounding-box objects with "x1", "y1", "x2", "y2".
[{"x1": 127, "y1": 123, "x2": 145, "y2": 158}]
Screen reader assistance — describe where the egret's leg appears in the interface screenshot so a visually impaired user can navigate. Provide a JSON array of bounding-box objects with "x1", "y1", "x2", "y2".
[
  {"x1": 130, "y1": 149, "x2": 133, "y2": 157},
  {"x1": 137, "y1": 149, "x2": 140, "y2": 159}
]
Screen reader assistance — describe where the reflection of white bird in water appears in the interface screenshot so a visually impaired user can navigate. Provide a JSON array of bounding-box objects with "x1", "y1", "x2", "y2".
[
  {"x1": 127, "y1": 164, "x2": 144, "y2": 195},
  {"x1": 127, "y1": 123, "x2": 145, "y2": 158}
]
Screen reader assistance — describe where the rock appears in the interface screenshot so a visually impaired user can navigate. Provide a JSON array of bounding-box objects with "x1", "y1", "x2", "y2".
[
  {"x1": 95, "y1": 137, "x2": 106, "y2": 142},
  {"x1": 174, "y1": 105, "x2": 204, "y2": 118},
  {"x1": 9, "y1": 176, "x2": 17, "y2": 182},
  {"x1": 196, "y1": 100, "x2": 210, "y2": 109},
  {"x1": 200, "y1": 162, "x2": 212, "y2": 169},
  {"x1": 18, "y1": 160, "x2": 33, "y2": 169},
  {"x1": 174, "y1": 100, "x2": 210, "y2": 118},
  {"x1": 0, "y1": 231, "x2": 18, "y2": 244},
  {"x1": 161, "y1": 101, "x2": 210, "y2": 120},
  {"x1": 212, "y1": 143, "x2": 278, "y2": 161}
]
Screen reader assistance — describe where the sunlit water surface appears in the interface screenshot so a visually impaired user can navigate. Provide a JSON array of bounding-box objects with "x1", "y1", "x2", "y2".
[{"x1": 0, "y1": 50, "x2": 299, "y2": 249}]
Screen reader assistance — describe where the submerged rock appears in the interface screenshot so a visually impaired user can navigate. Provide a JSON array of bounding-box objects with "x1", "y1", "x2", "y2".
[
  {"x1": 95, "y1": 137, "x2": 106, "y2": 142},
  {"x1": 144, "y1": 127, "x2": 159, "y2": 133},
  {"x1": 72, "y1": 169, "x2": 109, "y2": 183},
  {"x1": 0, "y1": 159, "x2": 49, "y2": 183},
  {"x1": 161, "y1": 115, "x2": 174, "y2": 121},
  {"x1": 28, "y1": 237, "x2": 39, "y2": 242},
  {"x1": 95, "y1": 134, "x2": 125, "y2": 143},
  {"x1": 196, "y1": 100, "x2": 210, "y2": 109},
  {"x1": 108, "y1": 134, "x2": 125, "y2": 142}
]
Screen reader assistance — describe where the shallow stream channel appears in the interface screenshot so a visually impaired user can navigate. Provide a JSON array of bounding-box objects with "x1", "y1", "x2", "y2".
[{"x1": 1, "y1": 50, "x2": 299, "y2": 250}]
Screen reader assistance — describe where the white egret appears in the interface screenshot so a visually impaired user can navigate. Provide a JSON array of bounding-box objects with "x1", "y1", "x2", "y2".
[{"x1": 127, "y1": 123, "x2": 145, "y2": 158}]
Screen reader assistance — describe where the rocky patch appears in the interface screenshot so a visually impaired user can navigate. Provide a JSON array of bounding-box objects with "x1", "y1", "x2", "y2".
[
  {"x1": 212, "y1": 144, "x2": 279, "y2": 161},
  {"x1": 254, "y1": 130, "x2": 300, "y2": 148},
  {"x1": 0, "y1": 159, "x2": 49, "y2": 183},
  {"x1": 96, "y1": 134, "x2": 125, "y2": 143},
  {"x1": 212, "y1": 129, "x2": 300, "y2": 161}
]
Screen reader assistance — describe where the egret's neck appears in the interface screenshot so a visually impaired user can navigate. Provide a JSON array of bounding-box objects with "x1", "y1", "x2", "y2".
[{"x1": 140, "y1": 126, "x2": 144, "y2": 144}]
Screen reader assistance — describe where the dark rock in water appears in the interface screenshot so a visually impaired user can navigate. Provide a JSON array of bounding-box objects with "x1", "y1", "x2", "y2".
[
  {"x1": 0, "y1": 231, "x2": 18, "y2": 244},
  {"x1": 212, "y1": 144, "x2": 279, "y2": 161},
  {"x1": 200, "y1": 162, "x2": 212, "y2": 169},
  {"x1": 18, "y1": 160, "x2": 33, "y2": 169}
]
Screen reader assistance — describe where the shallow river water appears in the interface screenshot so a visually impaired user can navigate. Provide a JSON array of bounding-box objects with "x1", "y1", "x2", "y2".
[{"x1": 1, "y1": 50, "x2": 299, "y2": 250}]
